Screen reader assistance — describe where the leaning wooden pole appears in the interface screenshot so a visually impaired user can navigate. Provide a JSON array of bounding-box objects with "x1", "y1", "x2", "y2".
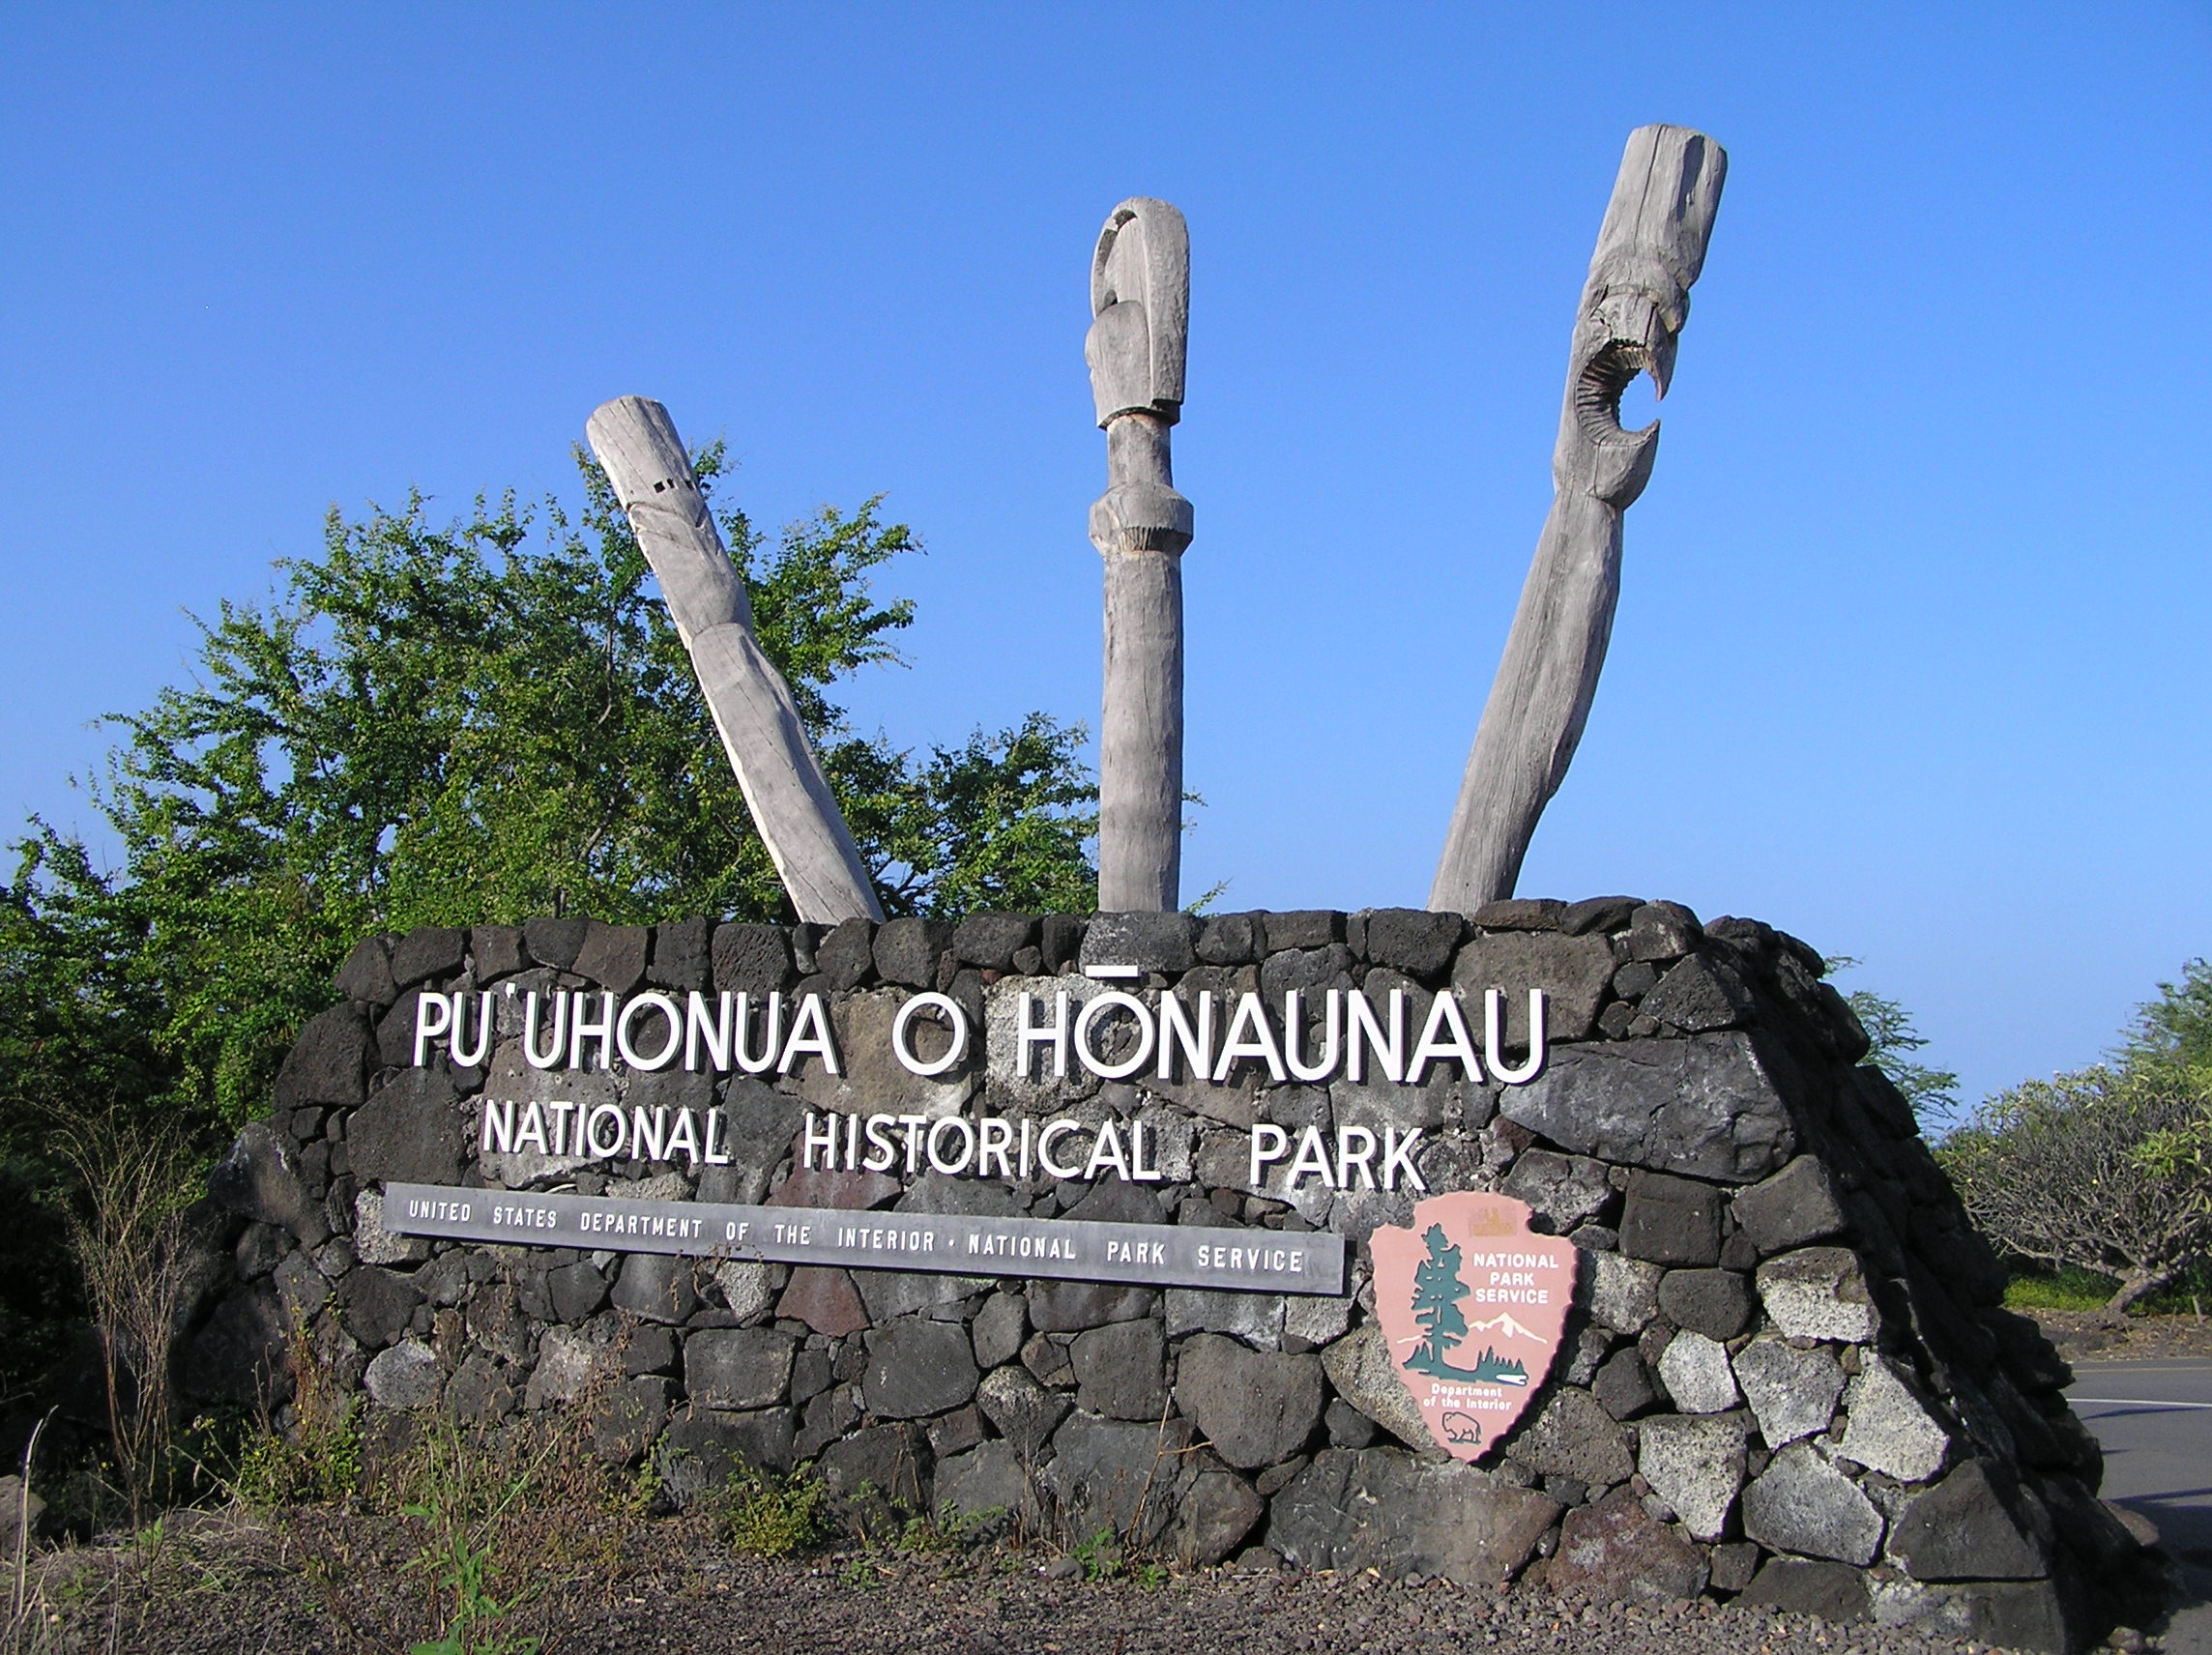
[
  {"x1": 1087, "y1": 197, "x2": 1193, "y2": 913},
  {"x1": 587, "y1": 396, "x2": 883, "y2": 924},
  {"x1": 1430, "y1": 126, "x2": 1727, "y2": 912}
]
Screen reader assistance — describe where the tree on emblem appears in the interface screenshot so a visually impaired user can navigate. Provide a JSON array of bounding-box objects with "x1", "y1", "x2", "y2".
[{"x1": 1403, "y1": 1224, "x2": 1529, "y2": 1385}]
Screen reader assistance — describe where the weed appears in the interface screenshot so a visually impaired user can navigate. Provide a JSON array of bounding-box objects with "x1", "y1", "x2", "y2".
[
  {"x1": 1133, "y1": 1560, "x2": 1172, "y2": 1588},
  {"x1": 230, "y1": 1324, "x2": 362, "y2": 1507},
  {"x1": 1073, "y1": 1525, "x2": 1122, "y2": 1582},
  {"x1": 723, "y1": 1468, "x2": 831, "y2": 1558}
]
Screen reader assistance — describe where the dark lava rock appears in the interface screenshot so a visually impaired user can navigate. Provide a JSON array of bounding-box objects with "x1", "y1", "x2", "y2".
[
  {"x1": 346, "y1": 1069, "x2": 464, "y2": 1186},
  {"x1": 684, "y1": 1328, "x2": 795, "y2": 1411},
  {"x1": 862, "y1": 1319, "x2": 979, "y2": 1419},
  {"x1": 523, "y1": 917, "x2": 588, "y2": 971},
  {"x1": 873, "y1": 917, "x2": 953, "y2": 988},
  {"x1": 1070, "y1": 1319, "x2": 1168, "y2": 1422},
  {"x1": 1268, "y1": 1448, "x2": 1561, "y2": 1587},
  {"x1": 712, "y1": 923, "x2": 795, "y2": 996},
  {"x1": 1173, "y1": 1334, "x2": 1324, "y2": 1469},
  {"x1": 1539, "y1": 1487, "x2": 1709, "y2": 1603},
  {"x1": 1890, "y1": 1460, "x2": 2052, "y2": 1582},
  {"x1": 814, "y1": 918, "x2": 877, "y2": 991},
  {"x1": 1620, "y1": 1172, "x2": 1725, "y2": 1265},
  {"x1": 335, "y1": 937, "x2": 399, "y2": 1005},
  {"x1": 1639, "y1": 953, "x2": 1755, "y2": 1032},
  {"x1": 952, "y1": 913, "x2": 1036, "y2": 971},
  {"x1": 273, "y1": 1002, "x2": 374, "y2": 1114},
  {"x1": 648, "y1": 917, "x2": 712, "y2": 992},
  {"x1": 339, "y1": 1266, "x2": 422, "y2": 1350},
  {"x1": 1732, "y1": 1154, "x2": 1849, "y2": 1255},
  {"x1": 1082, "y1": 911, "x2": 1202, "y2": 973},
  {"x1": 390, "y1": 927, "x2": 467, "y2": 988},
  {"x1": 1503, "y1": 1034, "x2": 1797, "y2": 1185},
  {"x1": 1657, "y1": 1267, "x2": 1753, "y2": 1340},
  {"x1": 1736, "y1": 1557, "x2": 1873, "y2": 1623},
  {"x1": 611, "y1": 1253, "x2": 699, "y2": 1324},
  {"x1": 1358, "y1": 908, "x2": 1462, "y2": 979},
  {"x1": 572, "y1": 922, "x2": 649, "y2": 994}
]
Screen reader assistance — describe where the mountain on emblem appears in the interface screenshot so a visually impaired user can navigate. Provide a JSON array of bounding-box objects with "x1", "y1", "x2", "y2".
[{"x1": 1369, "y1": 1191, "x2": 1578, "y2": 1464}]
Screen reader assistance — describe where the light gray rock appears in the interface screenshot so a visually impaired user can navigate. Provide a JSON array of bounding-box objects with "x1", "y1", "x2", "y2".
[
  {"x1": 1657, "y1": 1330, "x2": 1739, "y2": 1414},
  {"x1": 364, "y1": 1339, "x2": 442, "y2": 1409},
  {"x1": 351, "y1": 1188, "x2": 429, "y2": 1266},
  {"x1": 1732, "y1": 1336, "x2": 1846, "y2": 1447},
  {"x1": 1501, "y1": 1148, "x2": 1615, "y2": 1233},
  {"x1": 712, "y1": 1261, "x2": 775, "y2": 1322},
  {"x1": 1636, "y1": 1412, "x2": 1748, "y2": 1541},
  {"x1": 1872, "y1": 1576, "x2": 2073, "y2": 1655},
  {"x1": 1835, "y1": 1355, "x2": 1951, "y2": 1485},
  {"x1": 1743, "y1": 1441, "x2": 1884, "y2": 1565},
  {"x1": 478, "y1": 1041, "x2": 605, "y2": 1186},
  {"x1": 1164, "y1": 1287, "x2": 1284, "y2": 1350},
  {"x1": 1072, "y1": 1320, "x2": 1168, "y2": 1421},
  {"x1": 1038, "y1": 1411, "x2": 1195, "y2": 1545},
  {"x1": 1757, "y1": 1248, "x2": 1879, "y2": 1343},
  {"x1": 1319, "y1": 1324, "x2": 1440, "y2": 1456},
  {"x1": 1499, "y1": 1033, "x2": 1796, "y2": 1184},
  {"x1": 1284, "y1": 1292, "x2": 1352, "y2": 1349},
  {"x1": 1586, "y1": 1251, "x2": 1664, "y2": 1335},
  {"x1": 1269, "y1": 1449, "x2": 1562, "y2": 1586}
]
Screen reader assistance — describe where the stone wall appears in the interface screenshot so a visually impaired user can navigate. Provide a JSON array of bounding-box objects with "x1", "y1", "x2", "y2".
[{"x1": 190, "y1": 900, "x2": 2155, "y2": 1652}]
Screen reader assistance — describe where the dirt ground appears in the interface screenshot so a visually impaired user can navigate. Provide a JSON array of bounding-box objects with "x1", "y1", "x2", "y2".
[
  {"x1": 1, "y1": 1504, "x2": 2127, "y2": 1655},
  {"x1": 2031, "y1": 1311, "x2": 2212, "y2": 1364}
]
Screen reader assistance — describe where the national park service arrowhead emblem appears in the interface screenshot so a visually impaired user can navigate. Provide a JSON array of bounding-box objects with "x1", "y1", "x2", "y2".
[{"x1": 1369, "y1": 1191, "x2": 1578, "y2": 1463}]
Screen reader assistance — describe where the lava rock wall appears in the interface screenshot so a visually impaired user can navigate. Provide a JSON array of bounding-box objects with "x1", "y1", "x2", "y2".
[{"x1": 190, "y1": 899, "x2": 2152, "y2": 1652}]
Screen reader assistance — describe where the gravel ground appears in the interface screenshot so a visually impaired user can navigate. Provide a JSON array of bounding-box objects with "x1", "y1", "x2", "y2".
[
  {"x1": 2032, "y1": 1313, "x2": 2212, "y2": 1364},
  {"x1": 12, "y1": 1507, "x2": 2102, "y2": 1655}
]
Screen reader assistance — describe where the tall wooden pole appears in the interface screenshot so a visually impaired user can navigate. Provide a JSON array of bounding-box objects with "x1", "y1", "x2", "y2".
[
  {"x1": 1087, "y1": 197, "x2": 1192, "y2": 913},
  {"x1": 1430, "y1": 126, "x2": 1727, "y2": 912},
  {"x1": 587, "y1": 395, "x2": 883, "y2": 924}
]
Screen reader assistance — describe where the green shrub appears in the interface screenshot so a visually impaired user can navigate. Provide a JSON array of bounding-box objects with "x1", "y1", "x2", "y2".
[{"x1": 725, "y1": 1467, "x2": 832, "y2": 1557}]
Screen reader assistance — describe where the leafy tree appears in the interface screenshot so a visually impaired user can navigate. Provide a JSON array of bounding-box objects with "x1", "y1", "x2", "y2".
[
  {"x1": 2114, "y1": 958, "x2": 2212, "y2": 1077},
  {"x1": 1826, "y1": 957, "x2": 1960, "y2": 1128},
  {"x1": 3, "y1": 442, "x2": 1096, "y2": 1140},
  {"x1": 1942, "y1": 1064, "x2": 2212, "y2": 1316}
]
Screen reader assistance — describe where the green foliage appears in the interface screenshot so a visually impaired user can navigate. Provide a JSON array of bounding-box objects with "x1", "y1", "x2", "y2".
[
  {"x1": 1825, "y1": 957, "x2": 1960, "y2": 1127},
  {"x1": 723, "y1": 1466, "x2": 832, "y2": 1556},
  {"x1": 1942, "y1": 1063, "x2": 2212, "y2": 1313},
  {"x1": 1073, "y1": 1525, "x2": 1123, "y2": 1581},
  {"x1": 2115, "y1": 958, "x2": 2212, "y2": 1076}
]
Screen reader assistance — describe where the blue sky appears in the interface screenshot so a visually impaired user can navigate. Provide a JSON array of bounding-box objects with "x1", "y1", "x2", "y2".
[{"x1": 1, "y1": 5, "x2": 2205, "y2": 1113}]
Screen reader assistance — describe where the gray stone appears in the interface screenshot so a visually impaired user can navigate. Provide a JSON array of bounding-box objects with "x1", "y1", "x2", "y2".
[
  {"x1": 1593, "y1": 1348, "x2": 1656, "y2": 1419},
  {"x1": 1620, "y1": 1172, "x2": 1724, "y2": 1264},
  {"x1": 813, "y1": 917, "x2": 876, "y2": 989},
  {"x1": 872, "y1": 917, "x2": 953, "y2": 987},
  {"x1": 179, "y1": 1286, "x2": 289, "y2": 1406},
  {"x1": 1261, "y1": 910, "x2": 1346, "y2": 950},
  {"x1": 1732, "y1": 1336, "x2": 1846, "y2": 1447},
  {"x1": 1359, "y1": 908, "x2": 1462, "y2": 978},
  {"x1": 364, "y1": 1338, "x2": 442, "y2": 1409},
  {"x1": 977, "y1": 1363, "x2": 1071, "y2": 1459},
  {"x1": 644, "y1": 916, "x2": 710, "y2": 990},
  {"x1": 1174, "y1": 1334, "x2": 1324, "y2": 1469},
  {"x1": 1625, "y1": 902, "x2": 1702, "y2": 962},
  {"x1": 351, "y1": 1188, "x2": 428, "y2": 1265},
  {"x1": 1639, "y1": 953, "x2": 1755, "y2": 1032},
  {"x1": 1072, "y1": 1319, "x2": 1168, "y2": 1421},
  {"x1": 548, "y1": 1260, "x2": 609, "y2": 1323},
  {"x1": 334, "y1": 937, "x2": 399, "y2": 1004},
  {"x1": 1738, "y1": 1558, "x2": 1873, "y2": 1623},
  {"x1": 1164, "y1": 1287, "x2": 1284, "y2": 1350},
  {"x1": 684, "y1": 1328, "x2": 794, "y2": 1411},
  {"x1": 936, "y1": 1440, "x2": 1031, "y2": 1524},
  {"x1": 274, "y1": 1002, "x2": 375, "y2": 1112},
  {"x1": 711, "y1": 922, "x2": 794, "y2": 996},
  {"x1": 1499, "y1": 1033, "x2": 1798, "y2": 1183},
  {"x1": 1657, "y1": 1267, "x2": 1752, "y2": 1340},
  {"x1": 624, "y1": 1324, "x2": 679, "y2": 1377},
  {"x1": 1324, "y1": 1399, "x2": 1378, "y2": 1447},
  {"x1": 1195, "y1": 912, "x2": 1262, "y2": 966},
  {"x1": 1836, "y1": 1355, "x2": 1951, "y2": 1484},
  {"x1": 1540, "y1": 1487, "x2": 1710, "y2": 1603},
  {"x1": 391, "y1": 926, "x2": 467, "y2": 987},
  {"x1": 1757, "y1": 1248, "x2": 1879, "y2": 1342},
  {"x1": 712, "y1": 1260, "x2": 774, "y2": 1323},
  {"x1": 468, "y1": 924, "x2": 525, "y2": 981},
  {"x1": 445, "y1": 1353, "x2": 517, "y2": 1422},
  {"x1": 1268, "y1": 1449, "x2": 1562, "y2": 1586},
  {"x1": 1452, "y1": 929, "x2": 1616, "y2": 1042},
  {"x1": 1637, "y1": 1412, "x2": 1748, "y2": 1540},
  {"x1": 1731, "y1": 1155, "x2": 1848, "y2": 1254},
  {"x1": 1559, "y1": 895, "x2": 1640, "y2": 936},
  {"x1": 863, "y1": 1318, "x2": 979, "y2": 1418},
  {"x1": 973, "y1": 1292, "x2": 1027, "y2": 1369},
  {"x1": 1021, "y1": 1331, "x2": 1075, "y2": 1387},
  {"x1": 347, "y1": 1068, "x2": 465, "y2": 1187},
  {"x1": 1027, "y1": 1278, "x2": 1155, "y2": 1333},
  {"x1": 1657, "y1": 1330, "x2": 1740, "y2": 1413},
  {"x1": 1171, "y1": 1469, "x2": 1266, "y2": 1567},
  {"x1": 1888, "y1": 1460, "x2": 2050, "y2": 1581},
  {"x1": 1507, "y1": 1386, "x2": 1635, "y2": 1487},
  {"x1": 1276, "y1": 1296, "x2": 1346, "y2": 1357},
  {"x1": 570, "y1": 922, "x2": 648, "y2": 993},
  {"x1": 715, "y1": 1077, "x2": 805, "y2": 1205},
  {"x1": 209, "y1": 1121, "x2": 327, "y2": 1245},
  {"x1": 1039, "y1": 1411, "x2": 1196, "y2": 1545},
  {"x1": 338, "y1": 1266, "x2": 422, "y2": 1350},
  {"x1": 854, "y1": 1264, "x2": 989, "y2": 1323},
  {"x1": 1873, "y1": 1578, "x2": 2075, "y2": 1654},
  {"x1": 1586, "y1": 1252, "x2": 1664, "y2": 1334},
  {"x1": 591, "y1": 1376, "x2": 672, "y2": 1463},
  {"x1": 1501, "y1": 1149, "x2": 1615, "y2": 1234},
  {"x1": 526, "y1": 1324, "x2": 616, "y2": 1408},
  {"x1": 820, "y1": 1423, "x2": 929, "y2": 1529},
  {"x1": 659, "y1": 1408, "x2": 796, "y2": 1503},
  {"x1": 523, "y1": 916, "x2": 587, "y2": 970},
  {"x1": 1743, "y1": 1442, "x2": 1884, "y2": 1564},
  {"x1": 611, "y1": 1253, "x2": 698, "y2": 1324},
  {"x1": 1080, "y1": 911, "x2": 1201, "y2": 973},
  {"x1": 952, "y1": 913, "x2": 1036, "y2": 971},
  {"x1": 1318, "y1": 1326, "x2": 1442, "y2": 1453}
]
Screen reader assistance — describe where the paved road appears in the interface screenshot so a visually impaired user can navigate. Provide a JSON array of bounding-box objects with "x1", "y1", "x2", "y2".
[{"x1": 2068, "y1": 1359, "x2": 2212, "y2": 1650}]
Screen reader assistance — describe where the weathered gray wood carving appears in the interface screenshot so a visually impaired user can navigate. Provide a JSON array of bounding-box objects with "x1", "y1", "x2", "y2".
[
  {"x1": 1086, "y1": 197, "x2": 1193, "y2": 913},
  {"x1": 1431, "y1": 126, "x2": 1727, "y2": 912},
  {"x1": 586, "y1": 395, "x2": 883, "y2": 924}
]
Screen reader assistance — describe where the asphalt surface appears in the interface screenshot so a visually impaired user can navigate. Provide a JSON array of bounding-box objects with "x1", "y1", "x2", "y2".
[{"x1": 2068, "y1": 1359, "x2": 2212, "y2": 1650}]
